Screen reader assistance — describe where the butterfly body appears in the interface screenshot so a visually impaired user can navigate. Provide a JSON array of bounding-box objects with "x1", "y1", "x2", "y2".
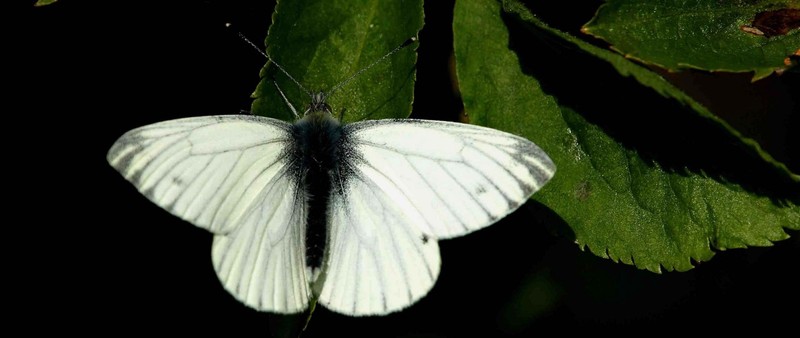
[{"x1": 290, "y1": 101, "x2": 344, "y2": 284}]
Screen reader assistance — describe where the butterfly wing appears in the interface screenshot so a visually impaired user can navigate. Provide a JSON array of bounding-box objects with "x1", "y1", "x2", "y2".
[
  {"x1": 318, "y1": 119, "x2": 556, "y2": 315},
  {"x1": 108, "y1": 115, "x2": 311, "y2": 313},
  {"x1": 211, "y1": 174, "x2": 310, "y2": 313}
]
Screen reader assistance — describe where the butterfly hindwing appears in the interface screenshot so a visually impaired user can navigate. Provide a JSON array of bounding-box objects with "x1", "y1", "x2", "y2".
[
  {"x1": 211, "y1": 169, "x2": 310, "y2": 313},
  {"x1": 319, "y1": 173, "x2": 442, "y2": 315}
]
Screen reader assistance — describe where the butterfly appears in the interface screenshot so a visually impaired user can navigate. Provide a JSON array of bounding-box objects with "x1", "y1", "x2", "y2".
[{"x1": 106, "y1": 37, "x2": 556, "y2": 316}]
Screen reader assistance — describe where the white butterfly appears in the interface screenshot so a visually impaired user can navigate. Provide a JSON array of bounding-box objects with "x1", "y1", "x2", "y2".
[{"x1": 107, "y1": 39, "x2": 556, "y2": 316}]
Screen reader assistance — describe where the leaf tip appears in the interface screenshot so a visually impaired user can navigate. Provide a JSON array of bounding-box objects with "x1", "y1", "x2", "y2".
[{"x1": 34, "y1": 0, "x2": 58, "y2": 6}]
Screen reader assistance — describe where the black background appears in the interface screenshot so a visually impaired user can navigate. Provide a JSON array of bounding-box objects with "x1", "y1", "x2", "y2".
[{"x1": 20, "y1": 0, "x2": 798, "y2": 336}]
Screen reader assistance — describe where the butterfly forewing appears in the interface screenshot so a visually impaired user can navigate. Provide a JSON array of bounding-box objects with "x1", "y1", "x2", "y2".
[{"x1": 338, "y1": 119, "x2": 555, "y2": 238}]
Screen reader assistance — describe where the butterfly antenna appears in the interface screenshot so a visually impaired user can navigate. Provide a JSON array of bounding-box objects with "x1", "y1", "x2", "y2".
[
  {"x1": 273, "y1": 80, "x2": 301, "y2": 119},
  {"x1": 327, "y1": 37, "x2": 417, "y2": 97},
  {"x1": 228, "y1": 23, "x2": 312, "y2": 97}
]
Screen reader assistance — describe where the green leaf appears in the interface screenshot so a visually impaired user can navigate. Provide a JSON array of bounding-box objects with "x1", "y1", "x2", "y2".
[
  {"x1": 251, "y1": 0, "x2": 423, "y2": 123},
  {"x1": 34, "y1": 0, "x2": 58, "y2": 6},
  {"x1": 504, "y1": 1, "x2": 799, "y2": 183},
  {"x1": 454, "y1": 0, "x2": 800, "y2": 272},
  {"x1": 582, "y1": 0, "x2": 800, "y2": 79}
]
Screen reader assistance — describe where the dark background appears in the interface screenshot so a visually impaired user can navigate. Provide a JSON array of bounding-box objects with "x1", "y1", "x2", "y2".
[{"x1": 21, "y1": 0, "x2": 798, "y2": 336}]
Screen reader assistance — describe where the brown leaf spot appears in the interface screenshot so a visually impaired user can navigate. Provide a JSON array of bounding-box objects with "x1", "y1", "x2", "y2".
[{"x1": 745, "y1": 8, "x2": 800, "y2": 38}]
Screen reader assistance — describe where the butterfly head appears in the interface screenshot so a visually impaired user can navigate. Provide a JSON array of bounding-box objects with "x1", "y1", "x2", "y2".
[
  {"x1": 306, "y1": 91, "x2": 332, "y2": 115},
  {"x1": 306, "y1": 92, "x2": 331, "y2": 113}
]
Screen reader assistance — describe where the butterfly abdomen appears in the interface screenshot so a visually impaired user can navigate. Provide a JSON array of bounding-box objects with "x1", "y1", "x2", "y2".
[{"x1": 292, "y1": 112, "x2": 344, "y2": 281}]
